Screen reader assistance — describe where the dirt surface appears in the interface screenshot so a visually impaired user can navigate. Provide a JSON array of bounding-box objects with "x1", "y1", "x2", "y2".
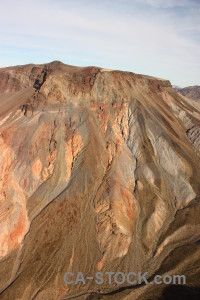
[
  {"x1": 0, "y1": 61, "x2": 200, "y2": 300},
  {"x1": 174, "y1": 85, "x2": 200, "y2": 102}
]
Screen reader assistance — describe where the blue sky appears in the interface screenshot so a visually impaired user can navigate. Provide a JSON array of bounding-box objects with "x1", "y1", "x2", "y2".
[{"x1": 0, "y1": 0, "x2": 199, "y2": 87}]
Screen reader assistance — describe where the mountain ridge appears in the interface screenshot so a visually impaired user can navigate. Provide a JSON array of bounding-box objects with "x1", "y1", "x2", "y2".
[
  {"x1": 0, "y1": 62, "x2": 199, "y2": 300},
  {"x1": 174, "y1": 85, "x2": 200, "y2": 102}
]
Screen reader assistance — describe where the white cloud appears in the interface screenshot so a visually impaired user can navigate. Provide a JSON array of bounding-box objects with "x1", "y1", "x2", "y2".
[
  {"x1": 138, "y1": 0, "x2": 197, "y2": 8},
  {"x1": 0, "y1": 0, "x2": 199, "y2": 86}
]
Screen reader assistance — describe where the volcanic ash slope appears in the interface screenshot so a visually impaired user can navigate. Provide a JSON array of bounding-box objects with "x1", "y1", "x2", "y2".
[{"x1": 0, "y1": 61, "x2": 200, "y2": 299}]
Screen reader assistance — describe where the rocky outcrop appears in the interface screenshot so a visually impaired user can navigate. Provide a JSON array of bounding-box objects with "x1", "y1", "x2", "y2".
[{"x1": 0, "y1": 62, "x2": 199, "y2": 299}]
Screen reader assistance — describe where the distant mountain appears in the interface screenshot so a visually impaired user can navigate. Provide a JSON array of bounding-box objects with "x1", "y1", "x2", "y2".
[{"x1": 174, "y1": 85, "x2": 200, "y2": 102}]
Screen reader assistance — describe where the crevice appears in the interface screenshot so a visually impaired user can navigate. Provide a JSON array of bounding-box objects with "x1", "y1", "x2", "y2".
[{"x1": 33, "y1": 66, "x2": 47, "y2": 91}]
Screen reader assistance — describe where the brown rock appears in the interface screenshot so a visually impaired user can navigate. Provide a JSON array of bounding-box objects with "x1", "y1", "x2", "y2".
[{"x1": 0, "y1": 61, "x2": 199, "y2": 299}]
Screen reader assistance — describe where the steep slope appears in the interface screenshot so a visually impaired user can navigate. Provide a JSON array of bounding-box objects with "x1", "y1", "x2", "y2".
[
  {"x1": 175, "y1": 85, "x2": 200, "y2": 102},
  {"x1": 0, "y1": 61, "x2": 200, "y2": 300}
]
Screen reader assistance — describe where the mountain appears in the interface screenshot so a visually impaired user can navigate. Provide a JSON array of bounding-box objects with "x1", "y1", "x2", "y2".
[
  {"x1": 174, "y1": 85, "x2": 200, "y2": 102},
  {"x1": 0, "y1": 61, "x2": 200, "y2": 300}
]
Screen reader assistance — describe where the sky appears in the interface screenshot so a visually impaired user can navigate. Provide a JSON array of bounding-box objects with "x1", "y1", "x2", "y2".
[{"x1": 0, "y1": 0, "x2": 199, "y2": 87}]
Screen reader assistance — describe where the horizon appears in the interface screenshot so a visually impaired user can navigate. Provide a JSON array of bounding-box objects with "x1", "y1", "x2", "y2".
[
  {"x1": 0, "y1": 59, "x2": 188, "y2": 88},
  {"x1": 0, "y1": 0, "x2": 200, "y2": 88}
]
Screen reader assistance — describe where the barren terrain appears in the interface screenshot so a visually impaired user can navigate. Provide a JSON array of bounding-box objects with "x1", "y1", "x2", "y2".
[{"x1": 0, "y1": 61, "x2": 199, "y2": 299}]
